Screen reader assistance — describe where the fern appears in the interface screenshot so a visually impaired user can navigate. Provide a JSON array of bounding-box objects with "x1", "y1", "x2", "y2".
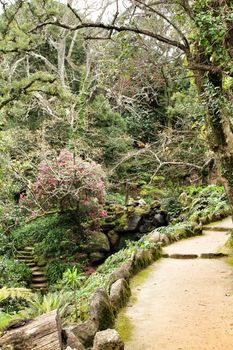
[
  {"x1": 23, "y1": 291, "x2": 73, "y2": 318},
  {"x1": 0, "y1": 287, "x2": 33, "y2": 303}
]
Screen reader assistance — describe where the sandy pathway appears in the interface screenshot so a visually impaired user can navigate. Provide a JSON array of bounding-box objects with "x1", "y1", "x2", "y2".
[{"x1": 122, "y1": 222, "x2": 233, "y2": 350}]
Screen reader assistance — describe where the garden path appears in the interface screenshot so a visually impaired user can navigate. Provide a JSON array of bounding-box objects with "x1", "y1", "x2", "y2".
[{"x1": 122, "y1": 217, "x2": 233, "y2": 350}]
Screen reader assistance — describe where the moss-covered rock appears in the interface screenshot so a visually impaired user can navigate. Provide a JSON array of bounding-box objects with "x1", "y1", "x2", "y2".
[
  {"x1": 89, "y1": 252, "x2": 106, "y2": 264},
  {"x1": 110, "y1": 278, "x2": 131, "y2": 312},
  {"x1": 88, "y1": 289, "x2": 115, "y2": 331},
  {"x1": 93, "y1": 329, "x2": 124, "y2": 350},
  {"x1": 81, "y1": 232, "x2": 110, "y2": 253},
  {"x1": 36, "y1": 256, "x2": 47, "y2": 267},
  {"x1": 106, "y1": 231, "x2": 120, "y2": 250}
]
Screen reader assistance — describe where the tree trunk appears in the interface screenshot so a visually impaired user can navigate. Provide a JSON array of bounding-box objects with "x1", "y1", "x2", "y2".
[
  {"x1": 191, "y1": 54, "x2": 233, "y2": 214},
  {"x1": 0, "y1": 310, "x2": 62, "y2": 350}
]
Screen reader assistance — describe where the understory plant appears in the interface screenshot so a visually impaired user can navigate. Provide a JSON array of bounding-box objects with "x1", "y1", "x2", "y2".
[{"x1": 0, "y1": 257, "x2": 32, "y2": 288}]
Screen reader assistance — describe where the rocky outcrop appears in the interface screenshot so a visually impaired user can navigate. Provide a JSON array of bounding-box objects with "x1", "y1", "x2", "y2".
[{"x1": 93, "y1": 329, "x2": 124, "y2": 350}]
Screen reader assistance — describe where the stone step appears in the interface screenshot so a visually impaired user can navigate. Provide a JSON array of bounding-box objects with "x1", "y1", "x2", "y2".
[
  {"x1": 17, "y1": 256, "x2": 35, "y2": 261},
  {"x1": 202, "y1": 226, "x2": 232, "y2": 232},
  {"x1": 200, "y1": 253, "x2": 229, "y2": 259},
  {"x1": 30, "y1": 283, "x2": 47, "y2": 289},
  {"x1": 26, "y1": 262, "x2": 37, "y2": 267},
  {"x1": 31, "y1": 266, "x2": 40, "y2": 272},
  {"x1": 32, "y1": 277, "x2": 47, "y2": 283},
  {"x1": 169, "y1": 254, "x2": 198, "y2": 259},
  {"x1": 17, "y1": 251, "x2": 33, "y2": 256},
  {"x1": 32, "y1": 271, "x2": 45, "y2": 276},
  {"x1": 24, "y1": 246, "x2": 35, "y2": 252}
]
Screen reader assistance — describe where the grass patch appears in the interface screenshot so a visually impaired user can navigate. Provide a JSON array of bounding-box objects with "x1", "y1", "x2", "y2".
[{"x1": 115, "y1": 309, "x2": 134, "y2": 342}]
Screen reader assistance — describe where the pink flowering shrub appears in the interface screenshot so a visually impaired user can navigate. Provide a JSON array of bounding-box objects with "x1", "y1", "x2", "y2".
[{"x1": 20, "y1": 150, "x2": 107, "y2": 222}]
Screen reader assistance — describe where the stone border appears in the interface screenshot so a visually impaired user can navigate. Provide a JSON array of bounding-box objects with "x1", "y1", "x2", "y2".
[
  {"x1": 63, "y1": 210, "x2": 231, "y2": 349},
  {"x1": 62, "y1": 219, "x2": 206, "y2": 349}
]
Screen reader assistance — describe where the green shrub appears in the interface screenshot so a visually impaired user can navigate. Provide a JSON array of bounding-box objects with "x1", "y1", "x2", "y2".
[
  {"x1": 161, "y1": 189, "x2": 183, "y2": 220},
  {"x1": 0, "y1": 257, "x2": 32, "y2": 288},
  {"x1": 0, "y1": 233, "x2": 14, "y2": 256},
  {"x1": 157, "y1": 222, "x2": 194, "y2": 239},
  {"x1": 23, "y1": 291, "x2": 73, "y2": 318},
  {"x1": 10, "y1": 213, "x2": 79, "y2": 258},
  {"x1": 47, "y1": 260, "x2": 73, "y2": 285},
  {"x1": 187, "y1": 185, "x2": 229, "y2": 221}
]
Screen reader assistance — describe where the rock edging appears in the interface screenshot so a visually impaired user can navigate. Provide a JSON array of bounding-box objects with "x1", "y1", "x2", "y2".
[{"x1": 63, "y1": 220, "x2": 204, "y2": 349}]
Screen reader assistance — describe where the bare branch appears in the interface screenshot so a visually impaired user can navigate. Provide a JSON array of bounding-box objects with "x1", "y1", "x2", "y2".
[
  {"x1": 30, "y1": 19, "x2": 187, "y2": 52},
  {"x1": 134, "y1": 0, "x2": 190, "y2": 49}
]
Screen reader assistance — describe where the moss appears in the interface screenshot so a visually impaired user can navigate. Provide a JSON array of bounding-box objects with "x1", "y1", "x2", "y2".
[
  {"x1": 115, "y1": 309, "x2": 134, "y2": 342},
  {"x1": 126, "y1": 205, "x2": 150, "y2": 216},
  {"x1": 130, "y1": 265, "x2": 154, "y2": 289},
  {"x1": 218, "y1": 237, "x2": 233, "y2": 256},
  {"x1": 115, "y1": 213, "x2": 128, "y2": 231},
  {"x1": 225, "y1": 256, "x2": 233, "y2": 266}
]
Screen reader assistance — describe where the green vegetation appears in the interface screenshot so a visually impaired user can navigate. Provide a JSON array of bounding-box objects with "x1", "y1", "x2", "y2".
[
  {"x1": 161, "y1": 185, "x2": 230, "y2": 224},
  {"x1": 9, "y1": 214, "x2": 80, "y2": 258},
  {"x1": 0, "y1": 0, "x2": 232, "y2": 337},
  {"x1": 0, "y1": 257, "x2": 32, "y2": 288}
]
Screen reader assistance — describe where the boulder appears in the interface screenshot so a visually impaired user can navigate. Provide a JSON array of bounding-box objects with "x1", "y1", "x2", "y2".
[
  {"x1": 108, "y1": 261, "x2": 132, "y2": 288},
  {"x1": 126, "y1": 214, "x2": 142, "y2": 231},
  {"x1": 93, "y1": 329, "x2": 124, "y2": 350},
  {"x1": 107, "y1": 231, "x2": 120, "y2": 250},
  {"x1": 62, "y1": 328, "x2": 85, "y2": 350},
  {"x1": 160, "y1": 233, "x2": 170, "y2": 246},
  {"x1": 110, "y1": 278, "x2": 131, "y2": 312},
  {"x1": 89, "y1": 289, "x2": 115, "y2": 331},
  {"x1": 152, "y1": 212, "x2": 168, "y2": 226},
  {"x1": 64, "y1": 321, "x2": 98, "y2": 348},
  {"x1": 81, "y1": 232, "x2": 110, "y2": 253},
  {"x1": 147, "y1": 230, "x2": 161, "y2": 243},
  {"x1": 133, "y1": 249, "x2": 153, "y2": 270},
  {"x1": 89, "y1": 252, "x2": 106, "y2": 263}
]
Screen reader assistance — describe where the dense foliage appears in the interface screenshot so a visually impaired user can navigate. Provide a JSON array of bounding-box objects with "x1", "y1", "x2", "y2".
[{"x1": 0, "y1": 0, "x2": 232, "y2": 334}]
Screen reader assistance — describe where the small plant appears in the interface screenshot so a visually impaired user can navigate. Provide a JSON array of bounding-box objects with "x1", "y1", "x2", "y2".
[
  {"x1": 23, "y1": 291, "x2": 73, "y2": 318},
  {"x1": 47, "y1": 260, "x2": 73, "y2": 285},
  {"x1": 61, "y1": 267, "x2": 85, "y2": 321}
]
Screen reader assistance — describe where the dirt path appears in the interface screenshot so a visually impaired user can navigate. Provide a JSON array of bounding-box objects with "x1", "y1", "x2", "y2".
[{"x1": 121, "y1": 218, "x2": 233, "y2": 350}]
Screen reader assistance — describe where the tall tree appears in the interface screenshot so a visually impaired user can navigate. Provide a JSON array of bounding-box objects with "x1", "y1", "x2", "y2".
[
  {"x1": 48, "y1": 0, "x2": 232, "y2": 208},
  {"x1": 0, "y1": 0, "x2": 232, "y2": 206}
]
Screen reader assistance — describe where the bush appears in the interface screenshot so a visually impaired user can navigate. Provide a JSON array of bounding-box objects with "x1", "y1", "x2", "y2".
[
  {"x1": 0, "y1": 233, "x2": 14, "y2": 256},
  {"x1": 47, "y1": 260, "x2": 73, "y2": 285},
  {"x1": 161, "y1": 189, "x2": 183, "y2": 220},
  {"x1": 0, "y1": 257, "x2": 32, "y2": 288},
  {"x1": 10, "y1": 213, "x2": 81, "y2": 258},
  {"x1": 19, "y1": 149, "x2": 107, "y2": 222},
  {"x1": 187, "y1": 185, "x2": 229, "y2": 221}
]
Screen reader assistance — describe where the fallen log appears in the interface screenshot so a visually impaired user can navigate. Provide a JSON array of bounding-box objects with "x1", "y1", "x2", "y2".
[{"x1": 0, "y1": 310, "x2": 62, "y2": 350}]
